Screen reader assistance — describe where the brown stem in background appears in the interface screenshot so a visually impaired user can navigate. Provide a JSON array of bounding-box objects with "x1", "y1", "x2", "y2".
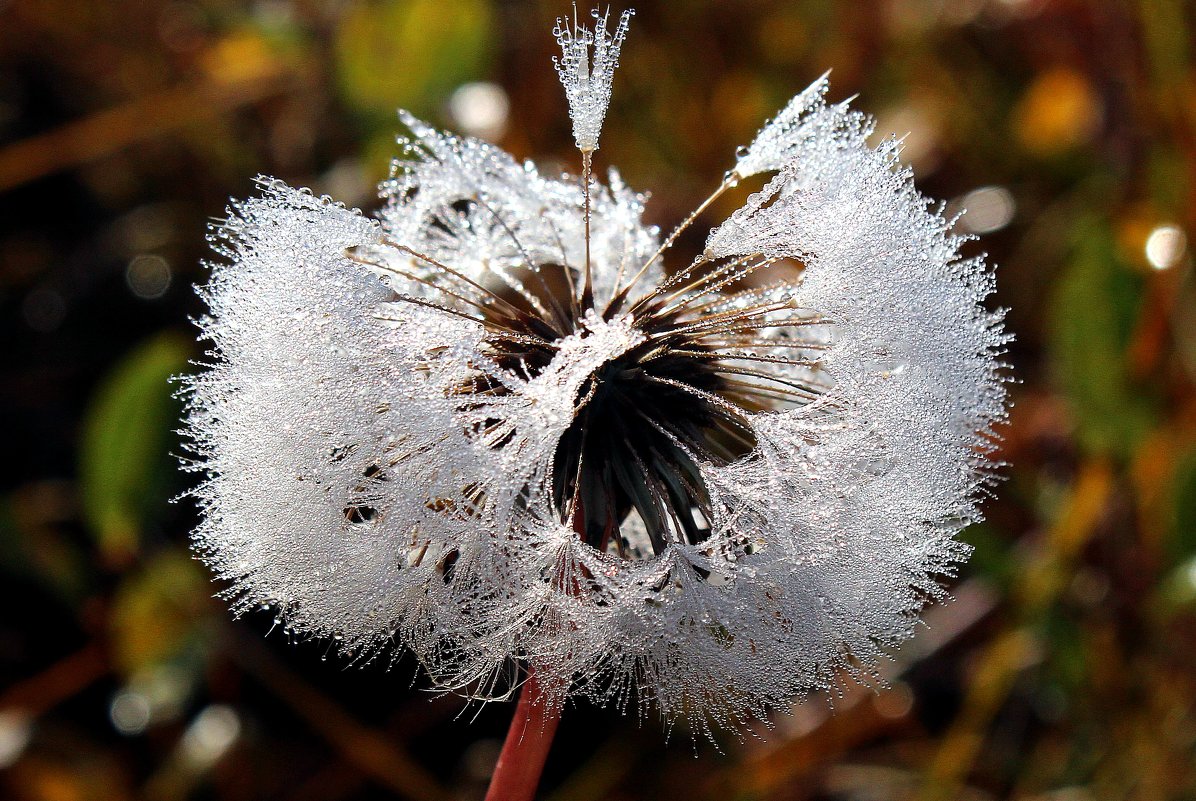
[
  {"x1": 227, "y1": 627, "x2": 450, "y2": 801},
  {"x1": 0, "y1": 67, "x2": 289, "y2": 193},
  {"x1": 483, "y1": 667, "x2": 562, "y2": 801}
]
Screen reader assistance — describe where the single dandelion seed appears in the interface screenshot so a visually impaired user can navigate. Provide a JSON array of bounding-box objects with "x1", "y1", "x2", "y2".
[
  {"x1": 553, "y1": 5, "x2": 632, "y2": 154},
  {"x1": 554, "y1": 5, "x2": 633, "y2": 318},
  {"x1": 181, "y1": 7, "x2": 1008, "y2": 801}
]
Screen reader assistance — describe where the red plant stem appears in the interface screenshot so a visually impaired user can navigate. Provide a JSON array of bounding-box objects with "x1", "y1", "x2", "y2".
[{"x1": 484, "y1": 667, "x2": 561, "y2": 801}]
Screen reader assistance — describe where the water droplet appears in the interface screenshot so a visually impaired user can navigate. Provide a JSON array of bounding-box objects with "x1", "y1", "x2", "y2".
[{"x1": 865, "y1": 453, "x2": 894, "y2": 477}]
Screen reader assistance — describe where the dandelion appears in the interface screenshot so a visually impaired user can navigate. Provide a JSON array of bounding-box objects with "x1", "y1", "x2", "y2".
[{"x1": 182, "y1": 7, "x2": 1007, "y2": 800}]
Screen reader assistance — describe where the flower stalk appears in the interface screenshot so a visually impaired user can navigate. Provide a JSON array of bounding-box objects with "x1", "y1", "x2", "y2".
[
  {"x1": 484, "y1": 667, "x2": 562, "y2": 801},
  {"x1": 581, "y1": 148, "x2": 594, "y2": 310}
]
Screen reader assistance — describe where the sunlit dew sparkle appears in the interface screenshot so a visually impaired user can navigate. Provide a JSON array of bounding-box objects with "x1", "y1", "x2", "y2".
[{"x1": 181, "y1": 8, "x2": 1008, "y2": 734}]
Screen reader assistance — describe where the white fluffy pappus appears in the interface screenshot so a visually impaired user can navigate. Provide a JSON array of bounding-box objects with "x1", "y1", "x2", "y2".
[{"x1": 181, "y1": 9, "x2": 1008, "y2": 736}]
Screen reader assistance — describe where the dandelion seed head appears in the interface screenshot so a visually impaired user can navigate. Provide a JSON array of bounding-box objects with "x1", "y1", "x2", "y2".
[{"x1": 183, "y1": 11, "x2": 1008, "y2": 736}]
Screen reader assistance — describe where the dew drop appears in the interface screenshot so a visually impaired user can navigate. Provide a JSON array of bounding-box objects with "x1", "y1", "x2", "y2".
[{"x1": 864, "y1": 453, "x2": 894, "y2": 478}]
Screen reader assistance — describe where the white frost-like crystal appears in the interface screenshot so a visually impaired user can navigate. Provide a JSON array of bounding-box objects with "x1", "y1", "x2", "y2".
[
  {"x1": 733, "y1": 71, "x2": 836, "y2": 179},
  {"x1": 183, "y1": 11, "x2": 1008, "y2": 736},
  {"x1": 553, "y1": 7, "x2": 632, "y2": 152}
]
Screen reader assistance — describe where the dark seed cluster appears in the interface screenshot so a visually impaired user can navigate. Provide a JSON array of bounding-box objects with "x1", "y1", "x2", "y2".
[{"x1": 454, "y1": 259, "x2": 820, "y2": 561}]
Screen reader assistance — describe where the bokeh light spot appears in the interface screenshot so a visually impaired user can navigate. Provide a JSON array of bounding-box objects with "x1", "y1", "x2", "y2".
[
  {"x1": 959, "y1": 186, "x2": 1016, "y2": 234},
  {"x1": 126, "y1": 254, "x2": 172, "y2": 300},
  {"x1": 449, "y1": 82, "x2": 510, "y2": 142},
  {"x1": 181, "y1": 705, "x2": 241, "y2": 767},
  {"x1": 1145, "y1": 224, "x2": 1186, "y2": 270},
  {"x1": 110, "y1": 690, "x2": 152, "y2": 736},
  {"x1": 1014, "y1": 68, "x2": 1100, "y2": 154},
  {"x1": 0, "y1": 711, "x2": 32, "y2": 768}
]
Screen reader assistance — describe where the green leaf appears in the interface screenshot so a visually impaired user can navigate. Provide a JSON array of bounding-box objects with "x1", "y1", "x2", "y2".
[
  {"x1": 79, "y1": 332, "x2": 192, "y2": 563},
  {"x1": 1049, "y1": 216, "x2": 1155, "y2": 455},
  {"x1": 334, "y1": 0, "x2": 494, "y2": 121}
]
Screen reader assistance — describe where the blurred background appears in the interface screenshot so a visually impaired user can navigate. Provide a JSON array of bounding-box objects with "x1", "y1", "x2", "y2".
[{"x1": 2, "y1": 0, "x2": 1195, "y2": 799}]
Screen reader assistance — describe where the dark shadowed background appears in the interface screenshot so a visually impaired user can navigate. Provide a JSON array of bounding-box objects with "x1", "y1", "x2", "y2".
[{"x1": 2, "y1": 0, "x2": 1195, "y2": 799}]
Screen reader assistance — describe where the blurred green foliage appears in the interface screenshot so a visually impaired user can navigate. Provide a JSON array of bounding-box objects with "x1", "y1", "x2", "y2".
[
  {"x1": 79, "y1": 333, "x2": 192, "y2": 564},
  {"x1": 1050, "y1": 214, "x2": 1154, "y2": 455},
  {"x1": 334, "y1": 0, "x2": 494, "y2": 175},
  {"x1": 110, "y1": 550, "x2": 213, "y2": 678},
  {"x1": 334, "y1": 0, "x2": 493, "y2": 117}
]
